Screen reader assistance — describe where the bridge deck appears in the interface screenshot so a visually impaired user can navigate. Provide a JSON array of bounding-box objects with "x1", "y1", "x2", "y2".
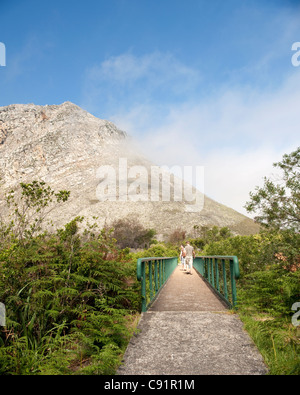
[
  {"x1": 118, "y1": 266, "x2": 267, "y2": 375},
  {"x1": 149, "y1": 265, "x2": 228, "y2": 312}
]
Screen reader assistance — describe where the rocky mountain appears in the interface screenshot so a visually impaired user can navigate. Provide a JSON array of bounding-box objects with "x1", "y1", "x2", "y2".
[{"x1": 0, "y1": 102, "x2": 259, "y2": 239}]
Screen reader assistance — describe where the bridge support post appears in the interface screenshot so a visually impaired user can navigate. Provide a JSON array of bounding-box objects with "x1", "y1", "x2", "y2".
[
  {"x1": 222, "y1": 259, "x2": 228, "y2": 301},
  {"x1": 149, "y1": 261, "x2": 153, "y2": 300},
  {"x1": 154, "y1": 261, "x2": 158, "y2": 294},
  {"x1": 230, "y1": 259, "x2": 238, "y2": 307},
  {"x1": 215, "y1": 258, "x2": 220, "y2": 292}
]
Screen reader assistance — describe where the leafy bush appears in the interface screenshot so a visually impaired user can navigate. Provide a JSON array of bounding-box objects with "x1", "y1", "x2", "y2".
[
  {"x1": 132, "y1": 243, "x2": 179, "y2": 260},
  {"x1": 0, "y1": 221, "x2": 140, "y2": 374},
  {"x1": 0, "y1": 182, "x2": 141, "y2": 375},
  {"x1": 202, "y1": 228, "x2": 300, "y2": 374},
  {"x1": 238, "y1": 266, "x2": 300, "y2": 316},
  {"x1": 203, "y1": 230, "x2": 300, "y2": 276},
  {"x1": 110, "y1": 217, "x2": 156, "y2": 249},
  {"x1": 168, "y1": 228, "x2": 186, "y2": 244},
  {"x1": 191, "y1": 226, "x2": 233, "y2": 246},
  {"x1": 237, "y1": 266, "x2": 300, "y2": 375}
]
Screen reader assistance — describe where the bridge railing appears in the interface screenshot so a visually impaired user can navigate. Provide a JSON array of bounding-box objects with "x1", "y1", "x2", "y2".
[
  {"x1": 137, "y1": 257, "x2": 178, "y2": 312},
  {"x1": 193, "y1": 256, "x2": 240, "y2": 308}
]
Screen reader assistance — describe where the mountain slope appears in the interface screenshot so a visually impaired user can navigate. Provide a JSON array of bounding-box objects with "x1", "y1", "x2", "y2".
[{"x1": 0, "y1": 102, "x2": 259, "y2": 238}]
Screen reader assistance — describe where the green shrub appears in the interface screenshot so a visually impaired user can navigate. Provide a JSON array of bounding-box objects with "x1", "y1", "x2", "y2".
[{"x1": 0, "y1": 217, "x2": 140, "y2": 375}]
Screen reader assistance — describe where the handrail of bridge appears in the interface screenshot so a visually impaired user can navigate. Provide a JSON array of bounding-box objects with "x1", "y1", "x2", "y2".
[
  {"x1": 193, "y1": 256, "x2": 240, "y2": 308},
  {"x1": 137, "y1": 257, "x2": 178, "y2": 312}
]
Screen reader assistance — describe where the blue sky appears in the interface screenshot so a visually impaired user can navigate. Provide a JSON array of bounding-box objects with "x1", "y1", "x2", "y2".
[{"x1": 0, "y1": 0, "x2": 300, "y2": 215}]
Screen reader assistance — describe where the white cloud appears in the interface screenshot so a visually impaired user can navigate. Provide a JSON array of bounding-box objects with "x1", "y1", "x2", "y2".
[
  {"x1": 81, "y1": 49, "x2": 300, "y2": 217},
  {"x1": 112, "y1": 71, "x2": 300, "y2": 216},
  {"x1": 4, "y1": 35, "x2": 47, "y2": 81},
  {"x1": 200, "y1": 147, "x2": 283, "y2": 217},
  {"x1": 90, "y1": 52, "x2": 199, "y2": 86},
  {"x1": 81, "y1": 51, "x2": 201, "y2": 115}
]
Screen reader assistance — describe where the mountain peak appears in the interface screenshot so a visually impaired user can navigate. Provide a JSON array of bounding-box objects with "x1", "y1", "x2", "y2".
[
  {"x1": 0, "y1": 101, "x2": 126, "y2": 146},
  {"x1": 0, "y1": 102, "x2": 258, "y2": 238}
]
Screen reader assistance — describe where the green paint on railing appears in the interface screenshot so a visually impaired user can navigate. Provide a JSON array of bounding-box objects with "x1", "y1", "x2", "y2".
[
  {"x1": 136, "y1": 255, "x2": 240, "y2": 311},
  {"x1": 193, "y1": 256, "x2": 240, "y2": 308},
  {"x1": 137, "y1": 257, "x2": 178, "y2": 312}
]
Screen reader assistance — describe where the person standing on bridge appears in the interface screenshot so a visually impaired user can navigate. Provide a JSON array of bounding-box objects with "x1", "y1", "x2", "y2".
[
  {"x1": 185, "y1": 241, "x2": 195, "y2": 274},
  {"x1": 180, "y1": 244, "x2": 186, "y2": 270}
]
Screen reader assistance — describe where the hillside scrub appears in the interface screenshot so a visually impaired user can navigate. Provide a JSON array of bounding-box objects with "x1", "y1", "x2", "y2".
[
  {"x1": 0, "y1": 218, "x2": 140, "y2": 375},
  {"x1": 0, "y1": 182, "x2": 140, "y2": 375},
  {"x1": 110, "y1": 217, "x2": 156, "y2": 250},
  {"x1": 1, "y1": 179, "x2": 299, "y2": 375},
  {"x1": 233, "y1": 147, "x2": 300, "y2": 374},
  {"x1": 203, "y1": 230, "x2": 300, "y2": 374}
]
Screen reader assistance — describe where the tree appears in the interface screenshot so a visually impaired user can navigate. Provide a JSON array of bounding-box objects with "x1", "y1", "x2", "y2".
[
  {"x1": 245, "y1": 147, "x2": 300, "y2": 231},
  {"x1": 110, "y1": 217, "x2": 156, "y2": 249},
  {"x1": 168, "y1": 228, "x2": 186, "y2": 244},
  {"x1": 6, "y1": 180, "x2": 70, "y2": 240},
  {"x1": 189, "y1": 225, "x2": 233, "y2": 249}
]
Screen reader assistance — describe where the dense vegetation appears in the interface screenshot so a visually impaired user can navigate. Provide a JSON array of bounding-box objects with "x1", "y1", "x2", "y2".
[
  {"x1": 0, "y1": 182, "x2": 142, "y2": 374},
  {"x1": 0, "y1": 222, "x2": 142, "y2": 374},
  {"x1": 0, "y1": 147, "x2": 299, "y2": 375},
  {"x1": 204, "y1": 231, "x2": 300, "y2": 374},
  {"x1": 202, "y1": 148, "x2": 300, "y2": 374}
]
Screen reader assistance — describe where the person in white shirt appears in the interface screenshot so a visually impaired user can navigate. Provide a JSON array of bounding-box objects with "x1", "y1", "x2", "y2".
[
  {"x1": 180, "y1": 245, "x2": 186, "y2": 270},
  {"x1": 184, "y1": 241, "x2": 194, "y2": 274}
]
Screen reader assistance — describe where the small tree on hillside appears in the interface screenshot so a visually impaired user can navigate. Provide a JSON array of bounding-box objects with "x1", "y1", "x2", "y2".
[
  {"x1": 110, "y1": 217, "x2": 156, "y2": 249},
  {"x1": 168, "y1": 228, "x2": 186, "y2": 245},
  {"x1": 6, "y1": 180, "x2": 70, "y2": 241}
]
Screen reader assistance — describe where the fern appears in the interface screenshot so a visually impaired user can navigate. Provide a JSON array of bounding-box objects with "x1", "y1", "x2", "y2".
[{"x1": 0, "y1": 209, "x2": 139, "y2": 375}]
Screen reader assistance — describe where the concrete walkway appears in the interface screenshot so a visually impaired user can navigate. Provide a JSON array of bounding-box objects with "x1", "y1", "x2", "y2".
[{"x1": 117, "y1": 266, "x2": 268, "y2": 375}]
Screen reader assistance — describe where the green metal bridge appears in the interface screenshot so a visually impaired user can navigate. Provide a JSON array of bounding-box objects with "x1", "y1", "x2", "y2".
[
  {"x1": 118, "y1": 256, "x2": 268, "y2": 375},
  {"x1": 137, "y1": 255, "x2": 240, "y2": 312}
]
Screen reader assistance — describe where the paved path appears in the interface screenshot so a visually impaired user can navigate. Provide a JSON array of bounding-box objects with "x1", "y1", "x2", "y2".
[{"x1": 118, "y1": 266, "x2": 268, "y2": 375}]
